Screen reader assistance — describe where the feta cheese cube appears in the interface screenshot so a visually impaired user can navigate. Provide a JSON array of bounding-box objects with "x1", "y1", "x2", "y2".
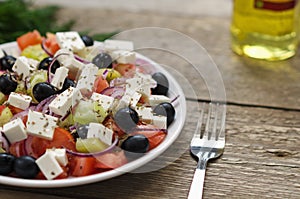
[
  {"x1": 148, "y1": 95, "x2": 171, "y2": 106},
  {"x1": 87, "y1": 123, "x2": 113, "y2": 145},
  {"x1": 129, "y1": 92, "x2": 142, "y2": 108},
  {"x1": 76, "y1": 63, "x2": 98, "y2": 94},
  {"x1": 77, "y1": 43, "x2": 104, "y2": 62},
  {"x1": 152, "y1": 115, "x2": 167, "y2": 129},
  {"x1": 115, "y1": 92, "x2": 142, "y2": 111},
  {"x1": 87, "y1": 122, "x2": 105, "y2": 138},
  {"x1": 36, "y1": 152, "x2": 63, "y2": 180},
  {"x1": 111, "y1": 50, "x2": 136, "y2": 64},
  {"x1": 26, "y1": 110, "x2": 58, "y2": 140},
  {"x1": 56, "y1": 31, "x2": 85, "y2": 53},
  {"x1": 50, "y1": 67, "x2": 69, "y2": 89},
  {"x1": 49, "y1": 87, "x2": 82, "y2": 116},
  {"x1": 46, "y1": 148, "x2": 68, "y2": 166},
  {"x1": 104, "y1": 39, "x2": 134, "y2": 52},
  {"x1": 8, "y1": 92, "x2": 32, "y2": 110},
  {"x1": 135, "y1": 107, "x2": 154, "y2": 123},
  {"x1": 12, "y1": 56, "x2": 38, "y2": 80},
  {"x1": 115, "y1": 94, "x2": 131, "y2": 111},
  {"x1": 126, "y1": 77, "x2": 152, "y2": 97},
  {"x1": 91, "y1": 92, "x2": 114, "y2": 112},
  {"x1": 54, "y1": 49, "x2": 74, "y2": 65},
  {"x1": 125, "y1": 73, "x2": 156, "y2": 98},
  {"x1": 54, "y1": 49, "x2": 84, "y2": 80},
  {"x1": 3, "y1": 118, "x2": 27, "y2": 143}
]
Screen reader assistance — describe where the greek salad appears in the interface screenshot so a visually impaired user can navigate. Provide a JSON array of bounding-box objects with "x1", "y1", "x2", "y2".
[{"x1": 0, "y1": 30, "x2": 176, "y2": 180}]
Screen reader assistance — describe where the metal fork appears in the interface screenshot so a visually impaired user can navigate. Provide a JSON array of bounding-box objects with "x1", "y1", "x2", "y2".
[{"x1": 188, "y1": 102, "x2": 226, "y2": 199}]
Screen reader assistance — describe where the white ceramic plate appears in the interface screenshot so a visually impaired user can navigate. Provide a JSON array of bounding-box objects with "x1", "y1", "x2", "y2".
[{"x1": 0, "y1": 42, "x2": 186, "y2": 188}]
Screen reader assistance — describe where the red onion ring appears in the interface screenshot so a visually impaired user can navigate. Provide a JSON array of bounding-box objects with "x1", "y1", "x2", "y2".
[
  {"x1": 102, "y1": 69, "x2": 109, "y2": 79},
  {"x1": 60, "y1": 111, "x2": 71, "y2": 121},
  {"x1": 10, "y1": 106, "x2": 36, "y2": 121},
  {"x1": 100, "y1": 86, "x2": 125, "y2": 99},
  {"x1": 74, "y1": 54, "x2": 91, "y2": 64},
  {"x1": 23, "y1": 135, "x2": 34, "y2": 157},
  {"x1": 41, "y1": 39, "x2": 54, "y2": 57},
  {"x1": 69, "y1": 125, "x2": 77, "y2": 132},
  {"x1": 41, "y1": 96, "x2": 56, "y2": 114},
  {"x1": 47, "y1": 52, "x2": 71, "y2": 82},
  {"x1": 109, "y1": 77, "x2": 127, "y2": 87},
  {"x1": 35, "y1": 94, "x2": 56, "y2": 112},
  {"x1": 66, "y1": 137, "x2": 119, "y2": 157}
]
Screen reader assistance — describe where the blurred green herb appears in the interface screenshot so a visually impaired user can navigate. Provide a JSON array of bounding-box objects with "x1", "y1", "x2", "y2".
[
  {"x1": 92, "y1": 31, "x2": 119, "y2": 41},
  {"x1": 0, "y1": 0, "x2": 74, "y2": 43},
  {"x1": 0, "y1": 0, "x2": 118, "y2": 43}
]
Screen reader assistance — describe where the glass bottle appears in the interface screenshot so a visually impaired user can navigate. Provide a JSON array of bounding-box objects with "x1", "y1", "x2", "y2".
[{"x1": 230, "y1": 0, "x2": 300, "y2": 61}]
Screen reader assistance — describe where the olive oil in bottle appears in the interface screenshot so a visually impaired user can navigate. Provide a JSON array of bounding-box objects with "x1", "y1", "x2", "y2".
[{"x1": 231, "y1": 0, "x2": 300, "y2": 61}]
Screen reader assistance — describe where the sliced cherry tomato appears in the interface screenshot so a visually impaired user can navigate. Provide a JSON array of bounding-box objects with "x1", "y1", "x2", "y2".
[
  {"x1": 94, "y1": 76, "x2": 109, "y2": 94},
  {"x1": 36, "y1": 166, "x2": 69, "y2": 180},
  {"x1": 103, "y1": 116, "x2": 125, "y2": 137},
  {"x1": 113, "y1": 63, "x2": 136, "y2": 77},
  {"x1": 69, "y1": 156, "x2": 97, "y2": 177},
  {"x1": 17, "y1": 30, "x2": 43, "y2": 51},
  {"x1": 44, "y1": 32, "x2": 60, "y2": 55},
  {"x1": 95, "y1": 151, "x2": 127, "y2": 169},
  {"x1": 21, "y1": 115, "x2": 28, "y2": 125},
  {"x1": 55, "y1": 166, "x2": 69, "y2": 179},
  {"x1": 26, "y1": 127, "x2": 76, "y2": 158},
  {"x1": 0, "y1": 105, "x2": 6, "y2": 115},
  {"x1": 8, "y1": 105, "x2": 23, "y2": 115},
  {"x1": 132, "y1": 125, "x2": 167, "y2": 150},
  {"x1": 9, "y1": 140, "x2": 26, "y2": 157}
]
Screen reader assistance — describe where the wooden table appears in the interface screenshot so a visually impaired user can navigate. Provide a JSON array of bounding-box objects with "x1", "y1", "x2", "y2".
[{"x1": 1, "y1": 1, "x2": 300, "y2": 198}]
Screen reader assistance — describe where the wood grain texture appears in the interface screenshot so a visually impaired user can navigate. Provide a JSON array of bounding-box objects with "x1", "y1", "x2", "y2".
[
  {"x1": 52, "y1": 7, "x2": 300, "y2": 109},
  {"x1": 1, "y1": 1, "x2": 300, "y2": 198},
  {"x1": 1, "y1": 103, "x2": 299, "y2": 199}
]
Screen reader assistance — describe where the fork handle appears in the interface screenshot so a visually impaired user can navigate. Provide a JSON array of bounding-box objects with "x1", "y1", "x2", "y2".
[{"x1": 188, "y1": 168, "x2": 206, "y2": 199}]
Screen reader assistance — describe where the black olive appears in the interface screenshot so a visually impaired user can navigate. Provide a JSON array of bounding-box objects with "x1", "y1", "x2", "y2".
[
  {"x1": 0, "y1": 73, "x2": 18, "y2": 95},
  {"x1": 121, "y1": 134, "x2": 149, "y2": 153},
  {"x1": 57, "y1": 78, "x2": 75, "y2": 93},
  {"x1": 0, "y1": 51, "x2": 16, "y2": 72},
  {"x1": 0, "y1": 153, "x2": 16, "y2": 175},
  {"x1": 75, "y1": 124, "x2": 89, "y2": 139},
  {"x1": 32, "y1": 82, "x2": 57, "y2": 102},
  {"x1": 81, "y1": 35, "x2": 94, "y2": 47},
  {"x1": 38, "y1": 57, "x2": 60, "y2": 74},
  {"x1": 14, "y1": 156, "x2": 39, "y2": 179},
  {"x1": 114, "y1": 107, "x2": 139, "y2": 132},
  {"x1": 151, "y1": 72, "x2": 169, "y2": 96},
  {"x1": 153, "y1": 102, "x2": 175, "y2": 127},
  {"x1": 92, "y1": 53, "x2": 113, "y2": 69}
]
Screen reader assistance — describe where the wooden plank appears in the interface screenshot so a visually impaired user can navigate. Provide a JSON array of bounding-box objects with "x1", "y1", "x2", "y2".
[
  {"x1": 0, "y1": 190, "x2": 73, "y2": 199},
  {"x1": 2, "y1": 103, "x2": 299, "y2": 198},
  {"x1": 52, "y1": 8, "x2": 300, "y2": 109}
]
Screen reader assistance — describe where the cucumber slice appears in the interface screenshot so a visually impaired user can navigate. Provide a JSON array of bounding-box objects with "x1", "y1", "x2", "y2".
[
  {"x1": 93, "y1": 101, "x2": 108, "y2": 123},
  {"x1": 0, "y1": 107, "x2": 13, "y2": 127},
  {"x1": 0, "y1": 92, "x2": 6, "y2": 105},
  {"x1": 21, "y1": 44, "x2": 48, "y2": 61},
  {"x1": 76, "y1": 138, "x2": 108, "y2": 153},
  {"x1": 73, "y1": 100, "x2": 98, "y2": 125}
]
